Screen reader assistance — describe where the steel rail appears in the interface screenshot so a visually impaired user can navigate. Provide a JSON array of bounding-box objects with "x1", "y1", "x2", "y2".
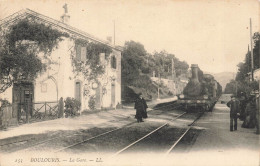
[
  {"x1": 7, "y1": 120, "x2": 135, "y2": 153},
  {"x1": 9, "y1": 101, "x2": 181, "y2": 153},
  {"x1": 165, "y1": 112, "x2": 203, "y2": 155},
  {"x1": 7, "y1": 131, "x2": 80, "y2": 153},
  {"x1": 54, "y1": 127, "x2": 122, "y2": 153},
  {"x1": 111, "y1": 112, "x2": 187, "y2": 157},
  {"x1": 54, "y1": 103, "x2": 183, "y2": 153}
]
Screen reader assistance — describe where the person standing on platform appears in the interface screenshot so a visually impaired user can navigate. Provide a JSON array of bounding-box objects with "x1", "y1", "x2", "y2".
[
  {"x1": 239, "y1": 92, "x2": 247, "y2": 120},
  {"x1": 134, "y1": 93, "x2": 145, "y2": 123},
  {"x1": 140, "y1": 94, "x2": 148, "y2": 119},
  {"x1": 227, "y1": 95, "x2": 240, "y2": 131},
  {"x1": 242, "y1": 95, "x2": 257, "y2": 128}
]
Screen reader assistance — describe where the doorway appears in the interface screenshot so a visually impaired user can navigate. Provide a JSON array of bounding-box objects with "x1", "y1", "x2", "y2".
[
  {"x1": 75, "y1": 82, "x2": 81, "y2": 103},
  {"x1": 13, "y1": 81, "x2": 34, "y2": 121},
  {"x1": 111, "y1": 83, "x2": 115, "y2": 107}
]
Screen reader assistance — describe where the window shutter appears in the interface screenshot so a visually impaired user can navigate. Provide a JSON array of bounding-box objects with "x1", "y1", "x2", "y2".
[
  {"x1": 114, "y1": 56, "x2": 117, "y2": 69},
  {"x1": 76, "y1": 45, "x2": 81, "y2": 61},
  {"x1": 111, "y1": 56, "x2": 113, "y2": 68},
  {"x1": 81, "y1": 47, "x2": 86, "y2": 61},
  {"x1": 100, "y1": 53, "x2": 105, "y2": 65},
  {"x1": 111, "y1": 56, "x2": 117, "y2": 69}
]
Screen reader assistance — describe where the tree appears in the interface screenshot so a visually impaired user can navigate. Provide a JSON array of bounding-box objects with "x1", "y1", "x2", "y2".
[
  {"x1": 0, "y1": 19, "x2": 66, "y2": 93},
  {"x1": 121, "y1": 41, "x2": 147, "y2": 85},
  {"x1": 236, "y1": 62, "x2": 249, "y2": 82},
  {"x1": 148, "y1": 51, "x2": 189, "y2": 78},
  {"x1": 253, "y1": 32, "x2": 259, "y2": 69},
  {"x1": 121, "y1": 40, "x2": 190, "y2": 102},
  {"x1": 225, "y1": 79, "x2": 258, "y2": 96},
  {"x1": 224, "y1": 80, "x2": 237, "y2": 94}
]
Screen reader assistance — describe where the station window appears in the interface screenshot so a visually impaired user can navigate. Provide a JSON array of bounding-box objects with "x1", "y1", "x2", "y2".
[
  {"x1": 76, "y1": 45, "x2": 81, "y2": 61},
  {"x1": 111, "y1": 56, "x2": 117, "y2": 69},
  {"x1": 76, "y1": 45, "x2": 86, "y2": 61}
]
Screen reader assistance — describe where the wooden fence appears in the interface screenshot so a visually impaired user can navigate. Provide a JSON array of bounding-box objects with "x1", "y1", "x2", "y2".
[
  {"x1": 31, "y1": 101, "x2": 59, "y2": 120},
  {"x1": 0, "y1": 100, "x2": 61, "y2": 128}
]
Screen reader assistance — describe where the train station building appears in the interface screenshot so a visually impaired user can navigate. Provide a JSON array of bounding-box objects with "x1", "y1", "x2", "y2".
[{"x1": 0, "y1": 8, "x2": 122, "y2": 114}]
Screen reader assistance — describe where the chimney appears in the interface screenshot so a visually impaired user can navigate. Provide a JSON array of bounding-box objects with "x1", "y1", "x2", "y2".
[
  {"x1": 61, "y1": 3, "x2": 70, "y2": 24},
  {"x1": 191, "y1": 64, "x2": 199, "y2": 83},
  {"x1": 107, "y1": 36, "x2": 112, "y2": 44}
]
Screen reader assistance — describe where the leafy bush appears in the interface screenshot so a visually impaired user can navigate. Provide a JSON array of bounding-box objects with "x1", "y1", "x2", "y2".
[
  {"x1": 88, "y1": 96, "x2": 96, "y2": 110},
  {"x1": 64, "y1": 97, "x2": 81, "y2": 117},
  {"x1": 0, "y1": 99, "x2": 11, "y2": 108},
  {"x1": 168, "y1": 91, "x2": 173, "y2": 96}
]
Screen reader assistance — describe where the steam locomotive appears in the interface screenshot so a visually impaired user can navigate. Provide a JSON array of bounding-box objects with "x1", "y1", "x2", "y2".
[{"x1": 178, "y1": 64, "x2": 222, "y2": 112}]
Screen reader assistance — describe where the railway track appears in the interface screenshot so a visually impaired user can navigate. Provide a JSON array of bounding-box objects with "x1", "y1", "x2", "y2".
[
  {"x1": 54, "y1": 104, "x2": 183, "y2": 153},
  {"x1": 53, "y1": 110, "x2": 200, "y2": 155},
  {"x1": 2, "y1": 100, "x2": 180, "y2": 153},
  {"x1": 112, "y1": 112, "x2": 187, "y2": 156},
  {"x1": 111, "y1": 111, "x2": 203, "y2": 157},
  {"x1": 165, "y1": 111, "x2": 203, "y2": 155}
]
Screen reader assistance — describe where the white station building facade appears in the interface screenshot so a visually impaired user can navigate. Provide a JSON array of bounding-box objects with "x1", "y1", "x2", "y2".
[{"x1": 0, "y1": 8, "x2": 122, "y2": 111}]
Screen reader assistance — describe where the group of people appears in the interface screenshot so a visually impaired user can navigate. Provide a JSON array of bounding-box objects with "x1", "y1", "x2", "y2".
[
  {"x1": 227, "y1": 92, "x2": 259, "y2": 132},
  {"x1": 134, "y1": 93, "x2": 148, "y2": 123}
]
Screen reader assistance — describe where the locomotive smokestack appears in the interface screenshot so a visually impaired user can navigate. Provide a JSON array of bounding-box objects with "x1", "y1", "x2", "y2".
[
  {"x1": 191, "y1": 64, "x2": 199, "y2": 83},
  {"x1": 213, "y1": 80, "x2": 217, "y2": 98}
]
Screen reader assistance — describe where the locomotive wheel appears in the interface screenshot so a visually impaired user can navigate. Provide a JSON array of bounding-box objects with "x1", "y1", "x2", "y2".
[
  {"x1": 204, "y1": 105, "x2": 210, "y2": 112},
  {"x1": 185, "y1": 105, "x2": 189, "y2": 113}
]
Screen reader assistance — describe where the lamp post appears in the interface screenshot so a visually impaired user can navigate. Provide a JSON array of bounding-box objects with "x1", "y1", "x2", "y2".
[
  {"x1": 257, "y1": 80, "x2": 260, "y2": 134},
  {"x1": 157, "y1": 73, "x2": 161, "y2": 100},
  {"x1": 250, "y1": 18, "x2": 254, "y2": 81},
  {"x1": 256, "y1": 76, "x2": 260, "y2": 134}
]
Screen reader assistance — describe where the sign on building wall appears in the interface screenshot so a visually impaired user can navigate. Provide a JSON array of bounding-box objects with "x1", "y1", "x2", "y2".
[{"x1": 41, "y1": 83, "x2": 47, "y2": 93}]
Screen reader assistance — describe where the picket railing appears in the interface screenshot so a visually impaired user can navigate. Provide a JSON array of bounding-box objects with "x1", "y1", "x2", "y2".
[{"x1": 31, "y1": 101, "x2": 59, "y2": 120}]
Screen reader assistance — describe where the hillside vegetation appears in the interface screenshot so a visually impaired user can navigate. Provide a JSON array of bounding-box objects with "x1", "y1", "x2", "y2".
[{"x1": 121, "y1": 41, "x2": 189, "y2": 103}]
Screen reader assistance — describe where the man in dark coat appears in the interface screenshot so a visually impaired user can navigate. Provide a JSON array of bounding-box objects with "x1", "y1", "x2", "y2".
[
  {"x1": 140, "y1": 94, "x2": 148, "y2": 119},
  {"x1": 227, "y1": 95, "x2": 240, "y2": 131},
  {"x1": 239, "y1": 92, "x2": 247, "y2": 120},
  {"x1": 242, "y1": 95, "x2": 257, "y2": 128},
  {"x1": 134, "y1": 93, "x2": 146, "y2": 122}
]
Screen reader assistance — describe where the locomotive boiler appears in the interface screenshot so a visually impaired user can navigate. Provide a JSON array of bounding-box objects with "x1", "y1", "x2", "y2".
[{"x1": 178, "y1": 64, "x2": 222, "y2": 112}]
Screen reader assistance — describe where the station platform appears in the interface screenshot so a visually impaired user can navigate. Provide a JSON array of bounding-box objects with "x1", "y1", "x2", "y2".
[
  {"x1": 0, "y1": 97, "x2": 177, "y2": 143},
  {"x1": 186, "y1": 98, "x2": 260, "y2": 166}
]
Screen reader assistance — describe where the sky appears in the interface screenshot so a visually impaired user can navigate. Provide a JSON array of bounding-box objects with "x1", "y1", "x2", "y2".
[{"x1": 0, "y1": 0, "x2": 259, "y2": 73}]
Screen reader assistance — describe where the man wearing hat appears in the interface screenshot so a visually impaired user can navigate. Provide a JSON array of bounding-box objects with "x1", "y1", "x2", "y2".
[
  {"x1": 227, "y1": 95, "x2": 240, "y2": 131},
  {"x1": 134, "y1": 93, "x2": 146, "y2": 122}
]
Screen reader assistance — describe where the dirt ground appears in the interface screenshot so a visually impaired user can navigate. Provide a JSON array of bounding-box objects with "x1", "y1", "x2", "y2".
[{"x1": 1, "y1": 95, "x2": 258, "y2": 166}]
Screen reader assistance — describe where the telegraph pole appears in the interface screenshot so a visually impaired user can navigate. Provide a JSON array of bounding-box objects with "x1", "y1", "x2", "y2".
[
  {"x1": 257, "y1": 12, "x2": 260, "y2": 134},
  {"x1": 235, "y1": 81, "x2": 238, "y2": 96},
  {"x1": 113, "y1": 20, "x2": 115, "y2": 45},
  {"x1": 158, "y1": 73, "x2": 161, "y2": 99},
  {"x1": 257, "y1": 80, "x2": 260, "y2": 134},
  {"x1": 250, "y1": 18, "x2": 254, "y2": 81},
  {"x1": 172, "y1": 58, "x2": 174, "y2": 80}
]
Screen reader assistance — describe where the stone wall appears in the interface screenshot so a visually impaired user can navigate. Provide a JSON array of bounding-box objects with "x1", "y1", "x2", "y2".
[{"x1": 0, "y1": 106, "x2": 18, "y2": 128}]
